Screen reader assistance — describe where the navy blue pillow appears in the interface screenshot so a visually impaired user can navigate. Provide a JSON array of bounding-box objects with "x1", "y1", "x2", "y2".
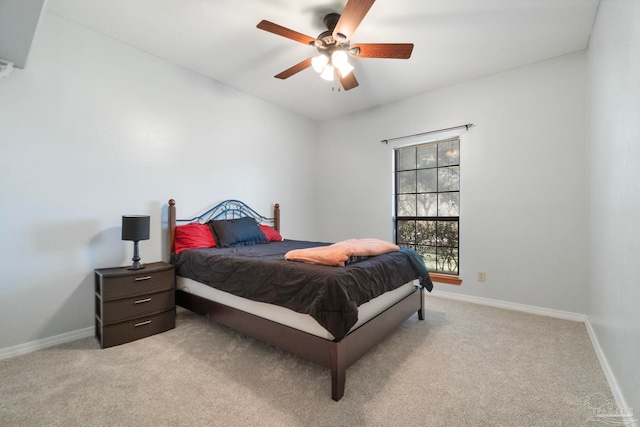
[{"x1": 208, "y1": 217, "x2": 268, "y2": 248}]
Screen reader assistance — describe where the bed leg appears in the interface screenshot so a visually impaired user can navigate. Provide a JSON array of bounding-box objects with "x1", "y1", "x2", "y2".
[
  {"x1": 330, "y1": 344, "x2": 346, "y2": 401},
  {"x1": 418, "y1": 287, "x2": 425, "y2": 320}
]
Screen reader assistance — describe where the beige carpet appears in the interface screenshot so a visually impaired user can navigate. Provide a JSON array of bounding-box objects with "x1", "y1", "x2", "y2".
[{"x1": 0, "y1": 296, "x2": 612, "y2": 426}]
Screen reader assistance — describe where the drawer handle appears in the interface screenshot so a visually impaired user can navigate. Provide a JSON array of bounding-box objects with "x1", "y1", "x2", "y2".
[
  {"x1": 134, "y1": 276, "x2": 152, "y2": 282},
  {"x1": 134, "y1": 320, "x2": 151, "y2": 327},
  {"x1": 134, "y1": 298, "x2": 152, "y2": 304}
]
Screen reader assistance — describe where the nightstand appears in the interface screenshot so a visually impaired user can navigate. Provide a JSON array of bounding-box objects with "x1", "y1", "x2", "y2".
[{"x1": 94, "y1": 262, "x2": 175, "y2": 348}]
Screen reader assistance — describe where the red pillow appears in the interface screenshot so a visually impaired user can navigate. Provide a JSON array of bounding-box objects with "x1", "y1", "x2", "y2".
[
  {"x1": 259, "y1": 225, "x2": 283, "y2": 242},
  {"x1": 174, "y1": 223, "x2": 216, "y2": 254}
]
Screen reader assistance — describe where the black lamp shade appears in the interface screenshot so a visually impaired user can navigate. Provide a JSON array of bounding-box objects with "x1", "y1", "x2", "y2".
[{"x1": 122, "y1": 216, "x2": 150, "y2": 242}]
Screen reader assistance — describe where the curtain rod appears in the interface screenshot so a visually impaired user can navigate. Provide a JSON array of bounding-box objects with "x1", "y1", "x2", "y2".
[{"x1": 380, "y1": 123, "x2": 475, "y2": 144}]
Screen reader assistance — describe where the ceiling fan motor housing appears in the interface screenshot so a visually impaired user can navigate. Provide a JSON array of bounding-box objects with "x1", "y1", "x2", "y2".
[{"x1": 316, "y1": 13, "x2": 350, "y2": 55}]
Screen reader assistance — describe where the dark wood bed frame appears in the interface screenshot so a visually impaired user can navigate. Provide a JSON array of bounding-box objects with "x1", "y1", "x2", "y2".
[{"x1": 168, "y1": 199, "x2": 425, "y2": 401}]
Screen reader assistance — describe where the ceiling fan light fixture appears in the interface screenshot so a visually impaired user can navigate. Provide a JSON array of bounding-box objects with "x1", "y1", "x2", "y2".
[
  {"x1": 331, "y1": 50, "x2": 349, "y2": 68},
  {"x1": 320, "y1": 65, "x2": 335, "y2": 81},
  {"x1": 338, "y1": 62, "x2": 354, "y2": 77},
  {"x1": 311, "y1": 54, "x2": 329, "y2": 73},
  {"x1": 331, "y1": 50, "x2": 353, "y2": 77}
]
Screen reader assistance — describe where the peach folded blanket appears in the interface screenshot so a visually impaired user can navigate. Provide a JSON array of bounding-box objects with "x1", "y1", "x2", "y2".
[{"x1": 285, "y1": 238, "x2": 400, "y2": 267}]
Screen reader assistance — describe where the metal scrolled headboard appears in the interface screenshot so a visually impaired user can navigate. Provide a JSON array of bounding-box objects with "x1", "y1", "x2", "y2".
[{"x1": 168, "y1": 199, "x2": 280, "y2": 254}]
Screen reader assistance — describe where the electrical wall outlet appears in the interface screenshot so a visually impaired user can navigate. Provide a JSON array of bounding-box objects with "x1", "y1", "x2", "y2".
[{"x1": 477, "y1": 271, "x2": 486, "y2": 282}]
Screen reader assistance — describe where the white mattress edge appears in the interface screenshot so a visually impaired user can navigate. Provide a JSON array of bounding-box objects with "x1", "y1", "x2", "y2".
[{"x1": 176, "y1": 276, "x2": 419, "y2": 340}]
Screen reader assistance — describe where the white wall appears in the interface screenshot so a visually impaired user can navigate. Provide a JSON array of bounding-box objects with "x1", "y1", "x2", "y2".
[
  {"x1": 316, "y1": 52, "x2": 588, "y2": 314},
  {"x1": 586, "y1": 0, "x2": 640, "y2": 413},
  {"x1": 0, "y1": 12, "x2": 317, "y2": 351}
]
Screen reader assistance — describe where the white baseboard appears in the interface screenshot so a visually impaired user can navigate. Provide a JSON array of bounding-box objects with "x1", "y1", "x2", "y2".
[
  {"x1": 0, "y1": 327, "x2": 94, "y2": 361},
  {"x1": 584, "y1": 320, "x2": 638, "y2": 427},
  {"x1": 430, "y1": 290, "x2": 587, "y2": 322}
]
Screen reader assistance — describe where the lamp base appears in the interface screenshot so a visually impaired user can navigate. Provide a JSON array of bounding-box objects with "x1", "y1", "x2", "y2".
[{"x1": 128, "y1": 241, "x2": 145, "y2": 270}]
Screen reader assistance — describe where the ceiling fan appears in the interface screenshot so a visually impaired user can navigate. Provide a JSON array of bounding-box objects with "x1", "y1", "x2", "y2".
[{"x1": 257, "y1": 0, "x2": 414, "y2": 91}]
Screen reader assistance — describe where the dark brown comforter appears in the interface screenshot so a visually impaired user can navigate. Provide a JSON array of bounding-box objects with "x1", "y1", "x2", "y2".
[{"x1": 171, "y1": 240, "x2": 432, "y2": 340}]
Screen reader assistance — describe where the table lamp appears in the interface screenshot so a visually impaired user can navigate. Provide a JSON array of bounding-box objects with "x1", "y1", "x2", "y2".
[{"x1": 122, "y1": 215, "x2": 150, "y2": 270}]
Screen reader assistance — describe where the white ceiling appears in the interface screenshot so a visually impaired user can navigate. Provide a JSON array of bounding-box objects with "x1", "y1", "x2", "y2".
[{"x1": 44, "y1": 0, "x2": 599, "y2": 122}]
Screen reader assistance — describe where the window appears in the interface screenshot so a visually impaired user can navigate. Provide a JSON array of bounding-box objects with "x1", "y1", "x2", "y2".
[{"x1": 394, "y1": 138, "x2": 460, "y2": 276}]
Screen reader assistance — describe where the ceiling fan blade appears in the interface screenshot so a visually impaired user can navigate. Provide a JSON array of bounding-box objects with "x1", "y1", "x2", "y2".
[
  {"x1": 274, "y1": 58, "x2": 313, "y2": 79},
  {"x1": 350, "y1": 43, "x2": 414, "y2": 59},
  {"x1": 339, "y1": 72, "x2": 359, "y2": 91},
  {"x1": 332, "y1": 0, "x2": 375, "y2": 41},
  {"x1": 257, "y1": 20, "x2": 317, "y2": 46}
]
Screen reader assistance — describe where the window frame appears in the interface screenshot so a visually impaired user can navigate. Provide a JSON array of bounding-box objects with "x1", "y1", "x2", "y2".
[{"x1": 393, "y1": 137, "x2": 462, "y2": 284}]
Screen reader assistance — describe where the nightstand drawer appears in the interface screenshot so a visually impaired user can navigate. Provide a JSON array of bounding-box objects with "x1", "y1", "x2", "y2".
[
  {"x1": 100, "y1": 268, "x2": 175, "y2": 300},
  {"x1": 99, "y1": 310, "x2": 175, "y2": 348},
  {"x1": 100, "y1": 289, "x2": 175, "y2": 324}
]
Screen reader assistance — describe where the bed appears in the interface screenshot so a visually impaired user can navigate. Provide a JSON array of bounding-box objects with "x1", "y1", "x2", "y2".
[{"x1": 168, "y1": 199, "x2": 432, "y2": 401}]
